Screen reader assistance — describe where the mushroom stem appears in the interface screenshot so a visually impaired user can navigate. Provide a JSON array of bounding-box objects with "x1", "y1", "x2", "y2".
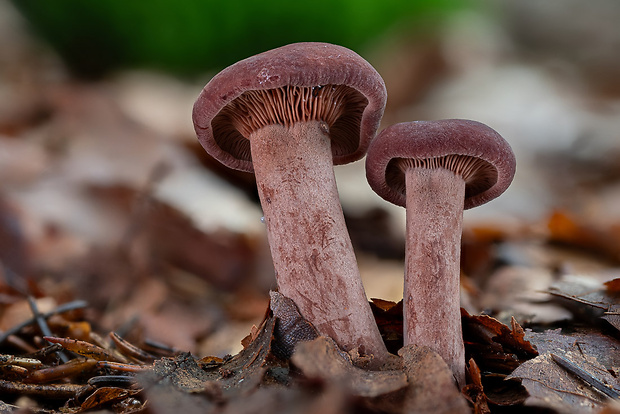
[
  {"x1": 249, "y1": 120, "x2": 388, "y2": 365},
  {"x1": 403, "y1": 166, "x2": 466, "y2": 387}
]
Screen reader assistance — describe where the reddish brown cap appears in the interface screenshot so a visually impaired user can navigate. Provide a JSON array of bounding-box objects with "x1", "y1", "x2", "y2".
[
  {"x1": 193, "y1": 42, "x2": 387, "y2": 172},
  {"x1": 366, "y1": 119, "x2": 516, "y2": 210}
]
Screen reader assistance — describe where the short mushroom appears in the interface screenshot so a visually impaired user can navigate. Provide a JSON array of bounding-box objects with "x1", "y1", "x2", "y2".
[
  {"x1": 365, "y1": 120, "x2": 516, "y2": 386},
  {"x1": 193, "y1": 42, "x2": 388, "y2": 364}
]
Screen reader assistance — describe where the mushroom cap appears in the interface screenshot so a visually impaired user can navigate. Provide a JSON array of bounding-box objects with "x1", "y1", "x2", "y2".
[
  {"x1": 365, "y1": 119, "x2": 516, "y2": 210},
  {"x1": 193, "y1": 42, "x2": 387, "y2": 172}
]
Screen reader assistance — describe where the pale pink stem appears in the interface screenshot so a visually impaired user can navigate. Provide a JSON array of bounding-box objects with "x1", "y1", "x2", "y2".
[
  {"x1": 250, "y1": 120, "x2": 388, "y2": 365},
  {"x1": 404, "y1": 167, "x2": 466, "y2": 387}
]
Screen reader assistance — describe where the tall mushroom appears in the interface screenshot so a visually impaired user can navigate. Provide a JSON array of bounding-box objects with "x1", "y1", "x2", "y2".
[
  {"x1": 193, "y1": 42, "x2": 388, "y2": 363},
  {"x1": 365, "y1": 120, "x2": 516, "y2": 386}
]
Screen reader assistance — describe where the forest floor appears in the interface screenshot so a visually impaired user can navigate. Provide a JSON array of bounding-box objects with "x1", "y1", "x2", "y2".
[{"x1": 1, "y1": 2, "x2": 620, "y2": 413}]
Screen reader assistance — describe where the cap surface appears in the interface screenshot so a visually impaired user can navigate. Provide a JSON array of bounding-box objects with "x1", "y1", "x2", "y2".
[
  {"x1": 366, "y1": 119, "x2": 516, "y2": 209},
  {"x1": 193, "y1": 42, "x2": 387, "y2": 172}
]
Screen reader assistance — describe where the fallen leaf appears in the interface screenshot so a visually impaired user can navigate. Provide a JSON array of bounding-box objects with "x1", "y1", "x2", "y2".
[
  {"x1": 90, "y1": 183, "x2": 258, "y2": 291},
  {"x1": 219, "y1": 384, "x2": 347, "y2": 414},
  {"x1": 371, "y1": 298, "x2": 401, "y2": 312},
  {"x1": 461, "y1": 310, "x2": 538, "y2": 373},
  {"x1": 547, "y1": 272, "x2": 620, "y2": 333},
  {"x1": 603, "y1": 304, "x2": 620, "y2": 332},
  {"x1": 370, "y1": 299, "x2": 403, "y2": 354},
  {"x1": 269, "y1": 291, "x2": 318, "y2": 360},
  {"x1": 74, "y1": 386, "x2": 140, "y2": 413},
  {"x1": 199, "y1": 314, "x2": 283, "y2": 398},
  {"x1": 604, "y1": 278, "x2": 620, "y2": 293},
  {"x1": 547, "y1": 210, "x2": 620, "y2": 263},
  {"x1": 138, "y1": 352, "x2": 222, "y2": 414},
  {"x1": 599, "y1": 401, "x2": 620, "y2": 414},
  {"x1": 292, "y1": 336, "x2": 407, "y2": 398},
  {"x1": 547, "y1": 274, "x2": 611, "y2": 317},
  {"x1": 240, "y1": 324, "x2": 261, "y2": 350},
  {"x1": 399, "y1": 345, "x2": 471, "y2": 414},
  {"x1": 507, "y1": 353, "x2": 608, "y2": 413},
  {"x1": 525, "y1": 328, "x2": 620, "y2": 380},
  {"x1": 479, "y1": 265, "x2": 571, "y2": 324},
  {"x1": 142, "y1": 353, "x2": 212, "y2": 393},
  {"x1": 551, "y1": 353, "x2": 620, "y2": 399},
  {"x1": 478, "y1": 373, "x2": 528, "y2": 408},
  {"x1": 461, "y1": 359, "x2": 489, "y2": 414}
]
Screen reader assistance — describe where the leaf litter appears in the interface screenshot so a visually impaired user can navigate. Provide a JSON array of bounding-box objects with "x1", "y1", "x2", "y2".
[
  {"x1": 1, "y1": 86, "x2": 620, "y2": 414},
  {"x1": 1, "y1": 4, "x2": 620, "y2": 413}
]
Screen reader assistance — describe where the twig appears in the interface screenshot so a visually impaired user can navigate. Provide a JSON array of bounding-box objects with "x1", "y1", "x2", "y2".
[
  {"x1": 109, "y1": 332, "x2": 157, "y2": 363},
  {"x1": 0, "y1": 379, "x2": 91, "y2": 399},
  {"x1": 551, "y1": 353, "x2": 620, "y2": 400},
  {"x1": 545, "y1": 290, "x2": 608, "y2": 310},
  {"x1": 88, "y1": 374, "x2": 138, "y2": 388},
  {"x1": 0, "y1": 300, "x2": 88, "y2": 345},
  {"x1": 27, "y1": 296, "x2": 70, "y2": 363}
]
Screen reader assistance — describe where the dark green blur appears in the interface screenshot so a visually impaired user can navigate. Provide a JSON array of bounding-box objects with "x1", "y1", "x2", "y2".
[{"x1": 13, "y1": 0, "x2": 469, "y2": 78}]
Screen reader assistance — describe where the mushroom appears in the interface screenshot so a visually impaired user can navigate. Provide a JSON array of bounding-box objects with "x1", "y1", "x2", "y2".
[
  {"x1": 365, "y1": 120, "x2": 516, "y2": 386},
  {"x1": 193, "y1": 42, "x2": 388, "y2": 363}
]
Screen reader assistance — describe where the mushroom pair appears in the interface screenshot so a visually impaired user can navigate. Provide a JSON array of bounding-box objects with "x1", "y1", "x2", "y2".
[{"x1": 192, "y1": 42, "x2": 517, "y2": 383}]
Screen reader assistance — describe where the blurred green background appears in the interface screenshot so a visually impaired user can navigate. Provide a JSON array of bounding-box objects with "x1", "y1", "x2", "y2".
[{"x1": 12, "y1": 0, "x2": 469, "y2": 78}]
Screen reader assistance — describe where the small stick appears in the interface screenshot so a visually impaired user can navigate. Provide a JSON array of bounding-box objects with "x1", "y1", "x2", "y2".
[
  {"x1": 551, "y1": 353, "x2": 620, "y2": 399},
  {"x1": 0, "y1": 378, "x2": 91, "y2": 399},
  {"x1": 109, "y1": 332, "x2": 156, "y2": 363},
  {"x1": 95, "y1": 360, "x2": 151, "y2": 373},
  {"x1": 27, "y1": 297, "x2": 70, "y2": 363},
  {"x1": 44, "y1": 337, "x2": 127, "y2": 363},
  {"x1": 26, "y1": 359, "x2": 97, "y2": 384},
  {"x1": 0, "y1": 300, "x2": 88, "y2": 345},
  {"x1": 546, "y1": 291, "x2": 608, "y2": 310},
  {"x1": 88, "y1": 374, "x2": 138, "y2": 388}
]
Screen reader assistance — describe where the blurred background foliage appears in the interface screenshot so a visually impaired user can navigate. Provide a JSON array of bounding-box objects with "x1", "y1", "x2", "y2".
[{"x1": 12, "y1": 0, "x2": 470, "y2": 78}]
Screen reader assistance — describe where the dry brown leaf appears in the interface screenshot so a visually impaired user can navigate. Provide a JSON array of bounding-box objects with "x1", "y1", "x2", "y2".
[
  {"x1": 548, "y1": 274, "x2": 620, "y2": 331},
  {"x1": 140, "y1": 358, "x2": 217, "y2": 414},
  {"x1": 370, "y1": 299, "x2": 403, "y2": 354},
  {"x1": 140, "y1": 314, "x2": 280, "y2": 412},
  {"x1": 269, "y1": 291, "x2": 318, "y2": 360},
  {"x1": 371, "y1": 298, "x2": 401, "y2": 312},
  {"x1": 219, "y1": 385, "x2": 347, "y2": 414},
  {"x1": 479, "y1": 265, "x2": 570, "y2": 324},
  {"x1": 461, "y1": 224, "x2": 519, "y2": 279},
  {"x1": 599, "y1": 401, "x2": 620, "y2": 414},
  {"x1": 547, "y1": 210, "x2": 620, "y2": 262},
  {"x1": 507, "y1": 353, "x2": 609, "y2": 413},
  {"x1": 399, "y1": 345, "x2": 471, "y2": 414},
  {"x1": 603, "y1": 304, "x2": 620, "y2": 332},
  {"x1": 240, "y1": 324, "x2": 261, "y2": 349},
  {"x1": 514, "y1": 329, "x2": 620, "y2": 412},
  {"x1": 461, "y1": 359, "x2": 490, "y2": 414},
  {"x1": 604, "y1": 278, "x2": 620, "y2": 293},
  {"x1": 292, "y1": 336, "x2": 407, "y2": 398},
  {"x1": 548, "y1": 275, "x2": 611, "y2": 314},
  {"x1": 525, "y1": 328, "x2": 620, "y2": 378},
  {"x1": 461, "y1": 310, "x2": 538, "y2": 373},
  {"x1": 90, "y1": 184, "x2": 258, "y2": 291},
  {"x1": 75, "y1": 386, "x2": 141, "y2": 413}
]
